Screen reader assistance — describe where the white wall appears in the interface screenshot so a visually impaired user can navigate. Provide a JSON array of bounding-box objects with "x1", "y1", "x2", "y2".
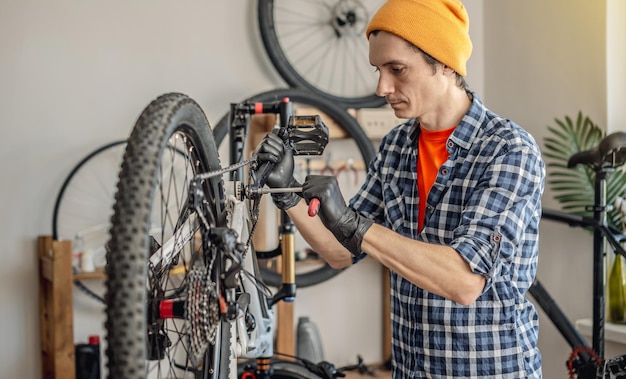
[
  {"x1": 0, "y1": 1, "x2": 622, "y2": 378},
  {"x1": 482, "y1": 1, "x2": 625, "y2": 378},
  {"x1": 607, "y1": 0, "x2": 626, "y2": 133}
]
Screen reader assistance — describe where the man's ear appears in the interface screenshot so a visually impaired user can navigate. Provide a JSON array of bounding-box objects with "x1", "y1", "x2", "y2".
[{"x1": 441, "y1": 65, "x2": 456, "y2": 76}]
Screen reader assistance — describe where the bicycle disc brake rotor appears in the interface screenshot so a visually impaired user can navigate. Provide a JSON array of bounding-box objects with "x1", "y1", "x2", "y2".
[{"x1": 186, "y1": 256, "x2": 219, "y2": 366}]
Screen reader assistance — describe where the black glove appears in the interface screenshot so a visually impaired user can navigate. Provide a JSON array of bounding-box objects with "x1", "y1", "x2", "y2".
[
  {"x1": 302, "y1": 175, "x2": 373, "y2": 256},
  {"x1": 253, "y1": 130, "x2": 301, "y2": 210}
]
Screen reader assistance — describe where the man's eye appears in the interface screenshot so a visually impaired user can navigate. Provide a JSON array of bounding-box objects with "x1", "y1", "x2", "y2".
[{"x1": 392, "y1": 67, "x2": 405, "y2": 73}]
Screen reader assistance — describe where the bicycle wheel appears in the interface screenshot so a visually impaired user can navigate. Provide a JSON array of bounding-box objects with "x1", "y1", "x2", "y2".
[
  {"x1": 52, "y1": 139, "x2": 127, "y2": 304},
  {"x1": 106, "y1": 93, "x2": 230, "y2": 379},
  {"x1": 213, "y1": 88, "x2": 376, "y2": 288},
  {"x1": 258, "y1": 0, "x2": 387, "y2": 109}
]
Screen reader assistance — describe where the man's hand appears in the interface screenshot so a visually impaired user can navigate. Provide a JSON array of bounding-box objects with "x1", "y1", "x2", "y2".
[
  {"x1": 302, "y1": 175, "x2": 373, "y2": 256},
  {"x1": 253, "y1": 130, "x2": 301, "y2": 210}
]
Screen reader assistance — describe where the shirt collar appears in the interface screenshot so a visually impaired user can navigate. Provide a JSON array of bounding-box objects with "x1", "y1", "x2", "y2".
[
  {"x1": 405, "y1": 91, "x2": 486, "y2": 149},
  {"x1": 448, "y1": 91, "x2": 486, "y2": 150}
]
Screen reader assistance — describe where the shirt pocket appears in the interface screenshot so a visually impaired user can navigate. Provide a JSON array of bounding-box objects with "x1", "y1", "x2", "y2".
[{"x1": 382, "y1": 181, "x2": 407, "y2": 233}]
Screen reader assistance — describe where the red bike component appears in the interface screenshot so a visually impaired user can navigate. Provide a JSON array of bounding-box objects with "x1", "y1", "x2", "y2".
[
  {"x1": 254, "y1": 102, "x2": 263, "y2": 114},
  {"x1": 159, "y1": 300, "x2": 174, "y2": 319},
  {"x1": 219, "y1": 294, "x2": 228, "y2": 314},
  {"x1": 567, "y1": 346, "x2": 601, "y2": 379}
]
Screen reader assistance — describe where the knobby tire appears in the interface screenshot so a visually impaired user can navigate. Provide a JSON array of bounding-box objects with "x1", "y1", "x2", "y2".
[{"x1": 105, "y1": 93, "x2": 230, "y2": 379}]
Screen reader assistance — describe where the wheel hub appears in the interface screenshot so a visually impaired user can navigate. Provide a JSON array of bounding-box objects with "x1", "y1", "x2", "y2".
[{"x1": 331, "y1": 0, "x2": 369, "y2": 37}]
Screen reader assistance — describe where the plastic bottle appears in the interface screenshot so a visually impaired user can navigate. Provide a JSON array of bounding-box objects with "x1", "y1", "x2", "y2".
[
  {"x1": 296, "y1": 316, "x2": 324, "y2": 363},
  {"x1": 80, "y1": 248, "x2": 95, "y2": 272},
  {"x1": 608, "y1": 253, "x2": 626, "y2": 323},
  {"x1": 72, "y1": 234, "x2": 85, "y2": 271},
  {"x1": 75, "y1": 335, "x2": 101, "y2": 379}
]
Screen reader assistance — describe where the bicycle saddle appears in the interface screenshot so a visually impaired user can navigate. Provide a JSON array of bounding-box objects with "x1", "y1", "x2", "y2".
[{"x1": 568, "y1": 131, "x2": 626, "y2": 169}]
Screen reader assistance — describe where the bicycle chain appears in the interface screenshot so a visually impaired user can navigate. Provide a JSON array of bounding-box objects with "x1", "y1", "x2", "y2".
[
  {"x1": 196, "y1": 157, "x2": 257, "y2": 180},
  {"x1": 197, "y1": 157, "x2": 264, "y2": 256},
  {"x1": 186, "y1": 158, "x2": 264, "y2": 362}
]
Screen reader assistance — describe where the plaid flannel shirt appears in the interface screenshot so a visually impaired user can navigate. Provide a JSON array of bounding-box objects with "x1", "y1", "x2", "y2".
[{"x1": 350, "y1": 93, "x2": 545, "y2": 378}]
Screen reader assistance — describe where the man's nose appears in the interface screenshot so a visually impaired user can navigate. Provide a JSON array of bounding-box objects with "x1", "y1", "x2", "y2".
[{"x1": 375, "y1": 74, "x2": 392, "y2": 98}]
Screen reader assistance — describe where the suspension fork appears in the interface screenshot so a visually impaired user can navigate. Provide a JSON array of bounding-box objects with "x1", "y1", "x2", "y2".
[{"x1": 268, "y1": 211, "x2": 297, "y2": 307}]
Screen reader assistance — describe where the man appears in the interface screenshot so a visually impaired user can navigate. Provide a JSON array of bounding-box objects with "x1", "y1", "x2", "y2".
[{"x1": 254, "y1": 0, "x2": 545, "y2": 377}]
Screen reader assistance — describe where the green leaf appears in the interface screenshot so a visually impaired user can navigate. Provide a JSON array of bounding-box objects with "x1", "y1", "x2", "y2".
[{"x1": 542, "y1": 111, "x2": 626, "y2": 230}]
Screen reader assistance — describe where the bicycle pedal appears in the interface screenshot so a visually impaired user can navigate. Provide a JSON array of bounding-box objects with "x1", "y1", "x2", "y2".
[{"x1": 286, "y1": 115, "x2": 329, "y2": 156}]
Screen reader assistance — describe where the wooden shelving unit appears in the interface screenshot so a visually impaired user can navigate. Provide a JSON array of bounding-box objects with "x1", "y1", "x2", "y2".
[{"x1": 38, "y1": 235, "x2": 76, "y2": 379}]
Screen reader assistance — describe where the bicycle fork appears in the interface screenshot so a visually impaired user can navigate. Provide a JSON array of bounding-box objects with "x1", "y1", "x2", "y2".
[{"x1": 267, "y1": 211, "x2": 297, "y2": 307}]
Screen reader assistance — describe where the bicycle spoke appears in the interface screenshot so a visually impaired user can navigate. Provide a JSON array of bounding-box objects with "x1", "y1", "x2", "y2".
[{"x1": 259, "y1": 0, "x2": 387, "y2": 107}]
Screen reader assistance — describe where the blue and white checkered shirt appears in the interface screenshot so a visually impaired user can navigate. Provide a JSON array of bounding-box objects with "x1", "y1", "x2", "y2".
[{"x1": 350, "y1": 93, "x2": 545, "y2": 378}]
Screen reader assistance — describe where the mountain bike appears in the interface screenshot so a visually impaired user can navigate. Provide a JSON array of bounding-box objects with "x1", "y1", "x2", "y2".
[
  {"x1": 528, "y1": 131, "x2": 626, "y2": 378},
  {"x1": 104, "y1": 92, "x2": 368, "y2": 379}
]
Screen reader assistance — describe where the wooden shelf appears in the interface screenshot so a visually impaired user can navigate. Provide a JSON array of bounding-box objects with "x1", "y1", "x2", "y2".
[
  {"x1": 576, "y1": 318, "x2": 626, "y2": 345},
  {"x1": 73, "y1": 267, "x2": 105, "y2": 281},
  {"x1": 343, "y1": 367, "x2": 392, "y2": 379}
]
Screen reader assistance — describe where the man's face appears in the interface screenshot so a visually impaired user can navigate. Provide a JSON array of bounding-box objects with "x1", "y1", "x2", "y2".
[{"x1": 369, "y1": 31, "x2": 448, "y2": 120}]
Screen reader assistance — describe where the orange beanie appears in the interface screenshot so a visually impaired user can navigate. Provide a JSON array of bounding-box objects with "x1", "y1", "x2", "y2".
[{"x1": 366, "y1": 0, "x2": 473, "y2": 77}]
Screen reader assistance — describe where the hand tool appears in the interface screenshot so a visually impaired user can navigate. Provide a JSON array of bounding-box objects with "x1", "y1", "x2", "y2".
[{"x1": 246, "y1": 187, "x2": 320, "y2": 217}]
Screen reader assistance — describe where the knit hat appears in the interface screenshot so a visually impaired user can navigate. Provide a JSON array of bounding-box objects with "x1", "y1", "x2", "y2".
[{"x1": 366, "y1": 0, "x2": 473, "y2": 77}]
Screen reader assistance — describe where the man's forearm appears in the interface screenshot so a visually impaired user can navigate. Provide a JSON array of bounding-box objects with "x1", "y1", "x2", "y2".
[
  {"x1": 286, "y1": 200, "x2": 354, "y2": 269},
  {"x1": 362, "y1": 224, "x2": 486, "y2": 305}
]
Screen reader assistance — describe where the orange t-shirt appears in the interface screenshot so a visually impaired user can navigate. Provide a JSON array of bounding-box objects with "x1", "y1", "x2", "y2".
[{"x1": 417, "y1": 126, "x2": 455, "y2": 231}]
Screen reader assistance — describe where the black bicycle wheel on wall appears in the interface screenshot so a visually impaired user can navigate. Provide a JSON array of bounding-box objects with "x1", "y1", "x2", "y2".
[
  {"x1": 52, "y1": 139, "x2": 127, "y2": 304},
  {"x1": 258, "y1": 0, "x2": 387, "y2": 109},
  {"x1": 213, "y1": 88, "x2": 376, "y2": 288}
]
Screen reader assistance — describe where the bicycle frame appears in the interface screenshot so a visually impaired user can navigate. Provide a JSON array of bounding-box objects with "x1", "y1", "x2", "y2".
[
  {"x1": 531, "y1": 208, "x2": 626, "y2": 372},
  {"x1": 540, "y1": 208, "x2": 626, "y2": 355},
  {"x1": 224, "y1": 192, "x2": 275, "y2": 360},
  {"x1": 529, "y1": 131, "x2": 626, "y2": 378},
  {"x1": 223, "y1": 97, "x2": 329, "y2": 376}
]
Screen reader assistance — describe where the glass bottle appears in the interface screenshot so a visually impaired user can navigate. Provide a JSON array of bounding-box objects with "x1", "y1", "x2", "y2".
[{"x1": 608, "y1": 252, "x2": 626, "y2": 323}]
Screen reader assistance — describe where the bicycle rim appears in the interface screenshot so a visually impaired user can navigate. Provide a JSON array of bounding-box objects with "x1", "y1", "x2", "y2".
[
  {"x1": 106, "y1": 93, "x2": 230, "y2": 379},
  {"x1": 258, "y1": 0, "x2": 386, "y2": 109},
  {"x1": 52, "y1": 139, "x2": 127, "y2": 304},
  {"x1": 213, "y1": 88, "x2": 376, "y2": 288}
]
